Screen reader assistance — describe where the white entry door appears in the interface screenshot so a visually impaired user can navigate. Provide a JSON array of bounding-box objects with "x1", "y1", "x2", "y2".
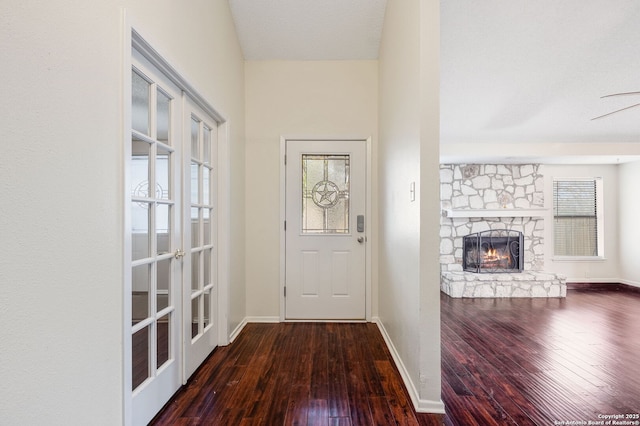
[
  {"x1": 183, "y1": 98, "x2": 219, "y2": 379},
  {"x1": 285, "y1": 140, "x2": 367, "y2": 320}
]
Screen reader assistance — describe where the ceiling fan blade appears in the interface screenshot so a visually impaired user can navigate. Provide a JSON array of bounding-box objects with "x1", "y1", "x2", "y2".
[
  {"x1": 591, "y1": 102, "x2": 640, "y2": 120},
  {"x1": 601, "y1": 91, "x2": 640, "y2": 98}
]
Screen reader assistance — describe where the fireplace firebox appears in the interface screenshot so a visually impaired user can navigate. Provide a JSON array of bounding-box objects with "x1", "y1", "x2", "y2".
[{"x1": 463, "y1": 229, "x2": 523, "y2": 273}]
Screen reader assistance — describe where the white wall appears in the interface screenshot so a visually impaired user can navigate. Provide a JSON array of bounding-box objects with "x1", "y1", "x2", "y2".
[
  {"x1": 618, "y1": 160, "x2": 640, "y2": 287},
  {"x1": 378, "y1": 0, "x2": 443, "y2": 411},
  {"x1": 244, "y1": 61, "x2": 379, "y2": 318},
  {"x1": 0, "y1": 1, "x2": 245, "y2": 424},
  {"x1": 543, "y1": 164, "x2": 620, "y2": 281}
]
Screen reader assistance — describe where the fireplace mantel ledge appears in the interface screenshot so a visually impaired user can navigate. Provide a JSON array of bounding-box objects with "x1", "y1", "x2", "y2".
[{"x1": 442, "y1": 208, "x2": 548, "y2": 218}]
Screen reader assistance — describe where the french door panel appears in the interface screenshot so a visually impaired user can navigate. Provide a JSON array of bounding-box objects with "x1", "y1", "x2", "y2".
[
  {"x1": 130, "y1": 50, "x2": 182, "y2": 426},
  {"x1": 183, "y1": 98, "x2": 219, "y2": 379},
  {"x1": 285, "y1": 140, "x2": 366, "y2": 320}
]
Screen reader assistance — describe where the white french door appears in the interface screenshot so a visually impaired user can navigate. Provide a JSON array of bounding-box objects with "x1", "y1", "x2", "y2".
[
  {"x1": 285, "y1": 140, "x2": 367, "y2": 320},
  {"x1": 183, "y1": 99, "x2": 218, "y2": 379},
  {"x1": 129, "y1": 51, "x2": 182, "y2": 426},
  {"x1": 127, "y1": 42, "x2": 221, "y2": 425}
]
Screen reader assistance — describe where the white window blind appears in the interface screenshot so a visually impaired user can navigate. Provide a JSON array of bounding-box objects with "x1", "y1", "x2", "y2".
[{"x1": 553, "y1": 179, "x2": 598, "y2": 256}]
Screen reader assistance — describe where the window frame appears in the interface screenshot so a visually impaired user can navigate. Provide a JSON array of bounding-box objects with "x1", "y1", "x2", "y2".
[{"x1": 552, "y1": 177, "x2": 605, "y2": 260}]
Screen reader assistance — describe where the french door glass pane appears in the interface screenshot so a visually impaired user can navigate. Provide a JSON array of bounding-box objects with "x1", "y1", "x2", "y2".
[
  {"x1": 157, "y1": 314, "x2": 170, "y2": 369},
  {"x1": 191, "y1": 252, "x2": 200, "y2": 291},
  {"x1": 203, "y1": 290, "x2": 211, "y2": 329},
  {"x1": 191, "y1": 207, "x2": 200, "y2": 247},
  {"x1": 156, "y1": 203, "x2": 170, "y2": 255},
  {"x1": 131, "y1": 139, "x2": 150, "y2": 195},
  {"x1": 157, "y1": 258, "x2": 170, "y2": 312},
  {"x1": 202, "y1": 168, "x2": 210, "y2": 205},
  {"x1": 131, "y1": 203, "x2": 150, "y2": 261},
  {"x1": 203, "y1": 209, "x2": 211, "y2": 245},
  {"x1": 156, "y1": 89, "x2": 170, "y2": 143},
  {"x1": 191, "y1": 162, "x2": 199, "y2": 203},
  {"x1": 132, "y1": 326, "x2": 150, "y2": 390},
  {"x1": 156, "y1": 146, "x2": 171, "y2": 200},
  {"x1": 301, "y1": 154, "x2": 350, "y2": 234},
  {"x1": 191, "y1": 298, "x2": 199, "y2": 339},
  {"x1": 203, "y1": 126, "x2": 211, "y2": 165},
  {"x1": 132, "y1": 264, "x2": 150, "y2": 324},
  {"x1": 203, "y1": 248, "x2": 212, "y2": 286},
  {"x1": 132, "y1": 71, "x2": 150, "y2": 135},
  {"x1": 191, "y1": 118, "x2": 199, "y2": 160}
]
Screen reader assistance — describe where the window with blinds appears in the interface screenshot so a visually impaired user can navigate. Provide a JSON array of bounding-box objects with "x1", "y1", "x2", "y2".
[{"x1": 553, "y1": 179, "x2": 599, "y2": 256}]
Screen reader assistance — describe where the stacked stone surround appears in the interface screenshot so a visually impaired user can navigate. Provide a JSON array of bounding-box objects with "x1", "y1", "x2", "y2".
[{"x1": 439, "y1": 164, "x2": 566, "y2": 298}]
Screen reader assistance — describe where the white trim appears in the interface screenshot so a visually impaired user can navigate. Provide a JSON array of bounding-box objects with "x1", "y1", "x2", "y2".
[
  {"x1": 595, "y1": 177, "x2": 605, "y2": 257},
  {"x1": 279, "y1": 137, "x2": 287, "y2": 322},
  {"x1": 229, "y1": 316, "x2": 281, "y2": 344},
  {"x1": 620, "y1": 279, "x2": 640, "y2": 289},
  {"x1": 217, "y1": 120, "x2": 231, "y2": 346},
  {"x1": 229, "y1": 317, "x2": 248, "y2": 343},
  {"x1": 566, "y1": 277, "x2": 621, "y2": 283},
  {"x1": 122, "y1": 10, "x2": 133, "y2": 426},
  {"x1": 246, "y1": 316, "x2": 281, "y2": 323},
  {"x1": 365, "y1": 137, "x2": 372, "y2": 321},
  {"x1": 552, "y1": 256, "x2": 607, "y2": 262},
  {"x1": 373, "y1": 317, "x2": 446, "y2": 415},
  {"x1": 131, "y1": 30, "x2": 224, "y2": 124}
]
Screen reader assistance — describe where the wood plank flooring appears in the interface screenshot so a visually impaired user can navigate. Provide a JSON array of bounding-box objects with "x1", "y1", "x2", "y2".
[
  {"x1": 441, "y1": 288, "x2": 640, "y2": 426},
  {"x1": 151, "y1": 322, "x2": 442, "y2": 425},
  {"x1": 151, "y1": 288, "x2": 640, "y2": 425}
]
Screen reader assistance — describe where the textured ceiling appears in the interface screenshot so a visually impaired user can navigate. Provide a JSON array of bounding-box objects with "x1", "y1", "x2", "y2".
[
  {"x1": 441, "y1": 0, "x2": 640, "y2": 146},
  {"x1": 229, "y1": 0, "x2": 640, "y2": 163},
  {"x1": 228, "y1": 0, "x2": 387, "y2": 60}
]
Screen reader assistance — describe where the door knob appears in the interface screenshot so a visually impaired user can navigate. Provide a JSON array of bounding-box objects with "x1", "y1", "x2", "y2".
[
  {"x1": 357, "y1": 237, "x2": 365, "y2": 244},
  {"x1": 174, "y1": 249, "x2": 185, "y2": 259}
]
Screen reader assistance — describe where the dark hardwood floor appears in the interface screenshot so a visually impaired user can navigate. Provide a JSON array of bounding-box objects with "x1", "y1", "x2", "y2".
[
  {"x1": 151, "y1": 289, "x2": 640, "y2": 425},
  {"x1": 441, "y1": 288, "x2": 640, "y2": 426}
]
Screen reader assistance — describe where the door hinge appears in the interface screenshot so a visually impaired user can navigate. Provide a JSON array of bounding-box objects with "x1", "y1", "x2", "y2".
[
  {"x1": 284, "y1": 220, "x2": 287, "y2": 231},
  {"x1": 284, "y1": 154, "x2": 287, "y2": 165},
  {"x1": 284, "y1": 286, "x2": 286, "y2": 297}
]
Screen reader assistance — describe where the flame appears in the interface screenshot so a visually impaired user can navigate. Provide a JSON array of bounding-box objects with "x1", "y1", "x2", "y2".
[{"x1": 482, "y1": 247, "x2": 510, "y2": 265}]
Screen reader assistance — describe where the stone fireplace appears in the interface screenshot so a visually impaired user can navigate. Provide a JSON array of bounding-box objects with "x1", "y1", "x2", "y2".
[{"x1": 440, "y1": 164, "x2": 566, "y2": 298}]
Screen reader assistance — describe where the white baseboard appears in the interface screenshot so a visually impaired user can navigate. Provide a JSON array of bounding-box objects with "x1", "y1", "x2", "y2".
[
  {"x1": 566, "y1": 277, "x2": 620, "y2": 283},
  {"x1": 228, "y1": 317, "x2": 248, "y2": 343},
  {"x1": 566, "y1": 278, "x2": 640, "y2": 289},
  {"x1": 229, "y1": 316, "x2": 281, "y2": 343},
  {"x1": 620, "y1": 279, "x2": 640, "y2": 288},
  {"x1": 245, "y1": 316, "x2": 281, "y2": 323},
  {"x1": 372, "y1": 316, "x2": 446, "y2": 414}
]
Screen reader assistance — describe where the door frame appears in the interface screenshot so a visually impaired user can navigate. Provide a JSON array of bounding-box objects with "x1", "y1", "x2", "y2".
[
  {"x1": 279, "y1": 136, "x2": 372, "y2": 322},
  {"x1": 123, "y1": 20, "x2": 231, "y2": 426}
]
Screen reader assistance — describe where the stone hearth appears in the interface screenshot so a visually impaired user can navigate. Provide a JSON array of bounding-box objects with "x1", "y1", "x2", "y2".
[{"x1": 441, "y1": 271, "x2": 566, "y2": 298}]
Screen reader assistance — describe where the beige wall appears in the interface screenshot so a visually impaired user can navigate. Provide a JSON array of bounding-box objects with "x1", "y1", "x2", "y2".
[
  {"x1": 378, "y1": 0, "x2": 443, "y2": 411},
  {"x1": 619, "y1": 160, "x2": 640, "y2": 287},
  {"x1": 0, "y1": 1, "x2": 245, "y2": 424},
  {"x1": 244, "y1": 60, "x2": 379, "y2": 318}
]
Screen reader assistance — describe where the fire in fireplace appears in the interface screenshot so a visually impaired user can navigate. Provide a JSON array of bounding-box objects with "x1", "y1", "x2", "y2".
[{"x1": 463, "y1": 229, "x2": 523, "y2": 273}]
